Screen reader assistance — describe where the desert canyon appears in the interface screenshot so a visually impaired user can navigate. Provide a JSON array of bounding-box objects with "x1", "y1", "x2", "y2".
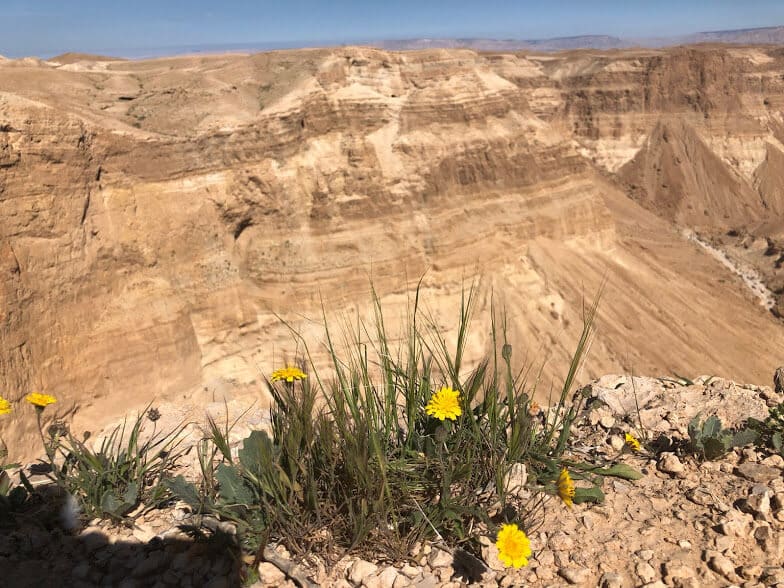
[{"x1": 1, "y1": 45, "x2": 783, "y2": 460}]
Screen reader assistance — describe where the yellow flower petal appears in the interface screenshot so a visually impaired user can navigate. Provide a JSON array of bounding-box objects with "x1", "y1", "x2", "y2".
[
  {"x1": 425, "y1": 386, "x2": 462, "y2": 421},
  {"x1": 270, "y1": 366, "x2": 307, "y2": 383},
  {"x1": 25, "y1": 392, "x2": 57, "y2": 409},
  {"x1": 625, "y1": 432, "x2": 641, "y2": 452},
  {"x1": 557, "y1": 468, "x2": 575, "y2": 508},
  {"x1": 495, "y1": 523, "x2": 532, "y2": 568},
  {"x1": 0, "y1": 397, "x2": 11, "y2": 415}
]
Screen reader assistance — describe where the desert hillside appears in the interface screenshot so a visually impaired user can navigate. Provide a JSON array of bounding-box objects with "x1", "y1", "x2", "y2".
[{"x1": 0, "y1": 45, "x2": 783, "y2": 459}]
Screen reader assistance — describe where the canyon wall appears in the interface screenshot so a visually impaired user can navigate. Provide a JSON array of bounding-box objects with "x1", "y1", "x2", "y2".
[{"x1": 1, "y1": 46, "x2": 782, "y2": 459}]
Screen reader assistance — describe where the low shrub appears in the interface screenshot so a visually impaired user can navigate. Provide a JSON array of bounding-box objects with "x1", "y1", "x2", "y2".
[{"x1": 168, "y1": 284, "x2": 611, "y2": 563}]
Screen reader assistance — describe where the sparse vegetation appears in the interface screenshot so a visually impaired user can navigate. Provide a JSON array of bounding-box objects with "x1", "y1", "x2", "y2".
[
  {"x1": 30, "y1": 403, "x2": 189, "y2": 520},
  {"x1": 747, "y1": 401, "x2": 784, "y2": 457},
  {"x1": 686, "y1": 414, "x2": 759, "y2": 461},
  {"x1": 162, "y1": 284, "x2": 632, "y2": 570},
  {"x1": 5, "y1": 284, "x2": 652, "y2": 582}
]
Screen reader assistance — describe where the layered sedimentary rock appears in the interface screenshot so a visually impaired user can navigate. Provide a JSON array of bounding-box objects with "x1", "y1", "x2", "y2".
[
  {"x1": 1, "y1": 46, "x2": 782, "y2": 460},
  {"x1": 492, "y1": 45, "x2": 784, "y2": 310}
]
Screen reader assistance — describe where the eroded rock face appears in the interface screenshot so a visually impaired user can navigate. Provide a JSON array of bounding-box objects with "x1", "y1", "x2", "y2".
[{"x1": 0, "y1": 46, "x2": 783, "y2": 459}]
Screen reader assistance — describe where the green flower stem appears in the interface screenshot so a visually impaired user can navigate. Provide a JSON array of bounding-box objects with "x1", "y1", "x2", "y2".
[{"x1": 35, "y1": 409, "x2": 57, "y2": 476}]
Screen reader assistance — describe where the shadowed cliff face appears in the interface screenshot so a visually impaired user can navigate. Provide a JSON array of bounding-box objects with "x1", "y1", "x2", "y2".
[{"x1": 0, "y1": 46, "x2": 782, "y2": 460}]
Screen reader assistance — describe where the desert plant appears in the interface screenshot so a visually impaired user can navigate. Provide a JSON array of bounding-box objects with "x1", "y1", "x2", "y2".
[
  {"x1": 167, "y1": 283, "x2": 608, "y2": 563},
  {"x1": 47, "y1": 406, "x2": 189, "y2": 520},
  {"x1": 0, "y1": 444, "x2": 31, "y2": 521},
  {"x1": 747, "y1": 401, "x2": 784, "y2": 456},
  {"x1": 687, "y1": 414, "x2": 758, "y2": 460}
]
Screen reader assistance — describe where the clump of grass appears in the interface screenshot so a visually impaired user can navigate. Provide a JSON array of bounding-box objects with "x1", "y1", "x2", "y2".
[
  {"x1": 168, "y1": 283, "x2": 608, "y2": 564},
  {"x1": 34, "y1": 403, "x2": 189, "y2": 520}
]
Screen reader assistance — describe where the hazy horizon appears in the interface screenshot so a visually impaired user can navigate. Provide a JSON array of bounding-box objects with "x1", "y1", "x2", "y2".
[{"x1": 2, "y1": 0, "x2": 784, "y2": 59}]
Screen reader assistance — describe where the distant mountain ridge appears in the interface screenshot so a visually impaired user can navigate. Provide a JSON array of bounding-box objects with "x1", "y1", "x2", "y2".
[
  {"x1": 378, "y1": 34, "x2": 630, "y2": 52},
  {"x1": 8, "y1": 25, "x2": 784, "y2": 61},
  {"x1": 377, "y1": 25, "x2": 784, "y2": 51}
]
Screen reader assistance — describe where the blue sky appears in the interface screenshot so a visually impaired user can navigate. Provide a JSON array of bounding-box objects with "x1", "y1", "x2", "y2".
[{"x1": 2, "y1": 0, "x2": 784, "y2": 58}]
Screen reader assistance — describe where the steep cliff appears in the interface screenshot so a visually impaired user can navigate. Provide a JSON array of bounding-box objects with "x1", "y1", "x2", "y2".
[{"x1": 0, "y1": 46, "x2": 782, "y2": 460}]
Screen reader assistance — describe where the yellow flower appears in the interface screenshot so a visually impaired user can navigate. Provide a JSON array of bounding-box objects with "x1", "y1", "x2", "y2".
[
  {"x1": 0, "y1": 397, "x2": 10, "y2": 415},
  {"x1": 425, "y1": 386, "x2": 462, "y2": 421},
  {"x1": 495, "y1": 523, "x2": 532, "y2": 568},
  {"x1": 625, "y1": 432, "x2": 641, "y2": 452},
  {"x1": 25, "y1": 392, "x2": 57, "y2": 409},
  {"x1": 557, "y1": 467, "x2": 575, "y2": 508},
  {"x1": 270, "y1": 366, "x2": 307, "y2": 383}
]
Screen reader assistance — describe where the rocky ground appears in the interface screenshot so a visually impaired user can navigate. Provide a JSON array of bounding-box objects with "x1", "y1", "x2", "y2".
[{"x1": 2, "y1": 374, "x2": 783, "y2": 587}]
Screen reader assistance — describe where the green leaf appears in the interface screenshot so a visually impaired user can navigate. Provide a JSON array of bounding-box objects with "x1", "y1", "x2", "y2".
[
  {"x1": 238, "y1": 430, "x2": 276, "y2": 479},
  {"x1": 163, "y1": 475, "x2": 203, "y2": 509},
  {"x1": 687, "y1": 414, "x2": 701, "y2": 442},
  {"x1": 729, "y1": 428, "x2": 758, "y2": 449},
  {"x1": 594, "y1": 464, "x2": 644, "y2": 481},
  {"x1": 702, "y1": 416, "x2": 722, "y2": 438},
  {"x1": 18, "y1": 470, "x2": 35, "y2": 495},
  {"x1": 573, "y1": 486, "x2": 604, "y2": 504},
  {"x1": 216, "y1": 463, "x2": 253, "y2": 506},
  {"x1": 772, "y1": 432, "x2": 783, "y2": 452},
  {"x1": 0, "y1": 472, "x2": 10, "y2": 497},
  {"x1": 122, "y1": 481, "x2": 139, "y2": 506},
  {"x1": 702, "y1": 437, "x2": 726, "y2": 460},
  {"x1": 100, "y1": 490, "x2": 121, "y2": 516}
]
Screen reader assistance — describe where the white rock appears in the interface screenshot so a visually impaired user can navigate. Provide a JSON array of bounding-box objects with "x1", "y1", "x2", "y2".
[
  {"x1": 363, "y1": 573, "x2": 383, "y2": 588},
  {"x1": 636, "y1": 549, "x2": 654, "y2": 561},
  {"x1": 658, "y1": 452, "x2": 685, "y2": 475},
  {"x1": 559, "y1": 567, "x2": 591, "y2": 584},
  {"x1": 599, "y1": 415, "x2": 616, "y2": 429},
  {"x1": 744, "y1": 484, "x2": 772, "y2": 518},
  {"x1": 377, "y1": 567, "x2": 399, "y2": 588},
  {"x1": 348, "y1": 560, "x2": 379, "y2": 585},
  {"x1": 132, "y1": 523, "x2": 156, "y2": 543},
  {"x1": 708, "y1": 553, "x2": 738, "y2": 581},
  {"x1": 761, "y1": 454, "x2": 784, "y2": 469},
  {"x1": 663, "y1": 562, "x2": 695, "y2": 581},
  {"x1": 428, "y1": 547, "x2": 452, "y2": 568},
  {"x1": 412, "y1": 576, "x2": 439, "y2": 588},
  {"x1": 636, "y1": 561, "x2": 657, "y2": 583},
  {"x1": 600, "y1": 572, "x2": 623, "y2": 588},
  {"x1": 399, "y1": 564, "x2": 420, "y2": 579},
  {"x1": 479, "y1": 536, "x2": 505, "y2": 572},
  {"x1": 257, "y1": 562, "x2": 286, "y2": 585},
  {"x1": 718, "y1": 511, "x2": 753, "y2": 537}
]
